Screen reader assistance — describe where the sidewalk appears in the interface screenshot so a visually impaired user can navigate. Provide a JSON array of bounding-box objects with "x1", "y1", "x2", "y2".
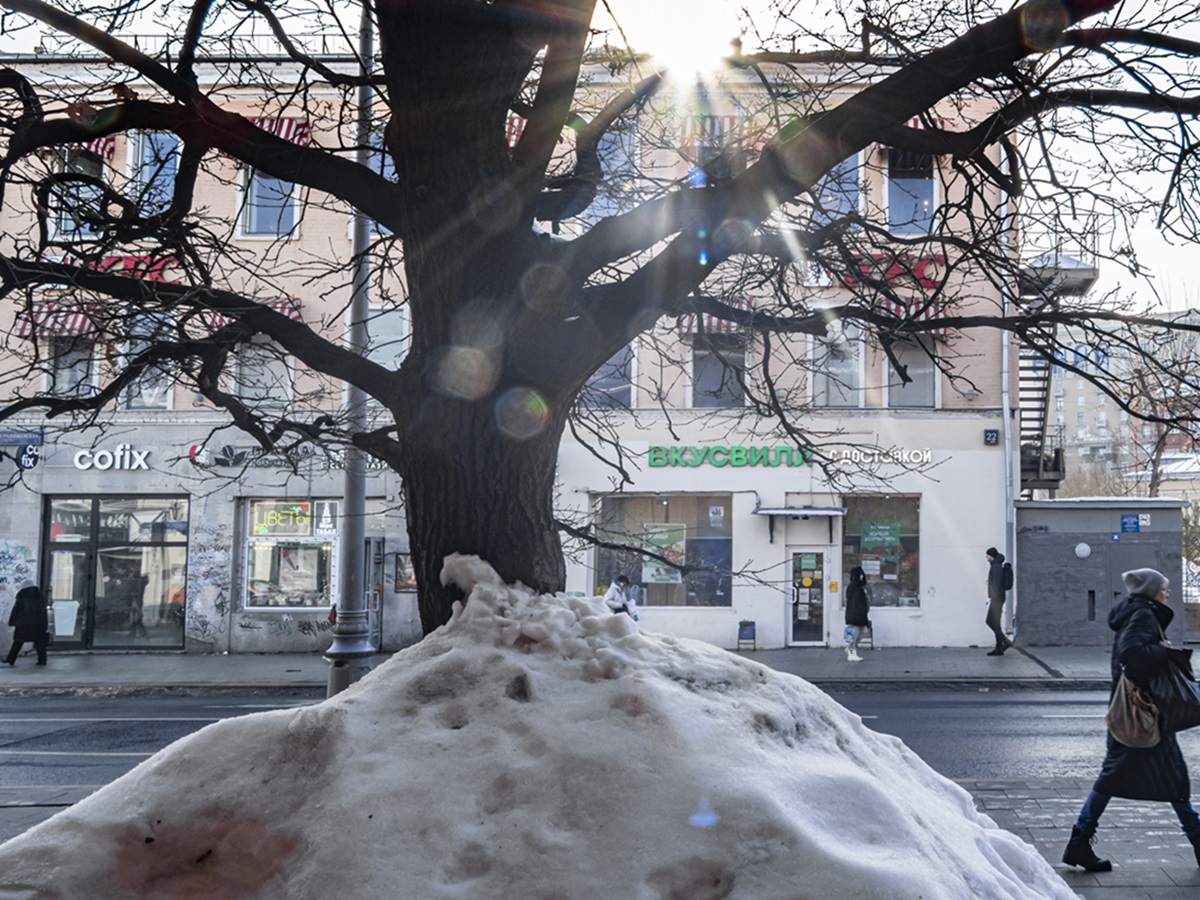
[{"x1": 0, "y1": 642, "x2": 1113, "y2": 692}]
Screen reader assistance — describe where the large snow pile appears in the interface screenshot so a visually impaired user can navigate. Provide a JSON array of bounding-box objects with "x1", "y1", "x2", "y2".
[{"x1": 0, "y1": 555, "x2": 1075, "y2": 899}]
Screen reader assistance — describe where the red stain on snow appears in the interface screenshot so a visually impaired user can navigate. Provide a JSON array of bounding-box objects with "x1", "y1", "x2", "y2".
[{"x1": 112, "y1": 815, "x2": 298, "y2": 898}]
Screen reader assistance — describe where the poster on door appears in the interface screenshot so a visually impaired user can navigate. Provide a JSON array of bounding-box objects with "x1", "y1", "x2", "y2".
[{"x1": 643, "y1": 523, "x2": 686, "y2": 584}]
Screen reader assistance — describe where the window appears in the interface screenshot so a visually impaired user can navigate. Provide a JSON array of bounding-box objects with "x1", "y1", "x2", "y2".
[
  {"x1": 366, "y1": 132, "x2": 397, "y2": 234},
  {"x1": 692, "y1": 333, "x2": 746, "y2": 408},
  {"x1": 364, "y1": 305, "x2": 407, "y2": 371},
  {"x1": 813, "y1": 320, "x2": 862, "y2": 407},
  {"x1": 1055, "y1": 397, "x2": 1064, "y2": 410},
  {"x1": 244, "y1": 499, "x2": 335, "y2": 609},
  {"x1": 123, "y1": 317, "x2": 173, "y2": 410},
  {"x1": 588, "y1": 126, "x2": 640, "y2": 222},
  {"x1": 594, "y1": 494, "x2": 732, "y2": 607},
  {"x1": 810, "y1": 154, "x2": 860, "y2": 228},
  {"x1": 887, "y1": 148, "x2": 934, "y2": 234},
  {"x1": 242, "y1": 169, "x2": 296, "y2": 236},
  {"x1": 131, "y1": 132, "x2": 179, "y2": 214},
  {"x1": 44, "y1": 335, "x2": 94, "y2": 396},
  {"x1": 842, "y1": 496, "x2": 920, "y2": 607},
  {"x1": 886, "y1": 335, "x2": 936, "y2": 408},
  {"x1": 233, "y1": 334, "x2": 292, "y2": 408},
  {"x1": 51, "y1": 148, "x2": 104, "y2": 240},
  {"x1": 581, "y1": 344, "x2": 634, "y2": 409}
]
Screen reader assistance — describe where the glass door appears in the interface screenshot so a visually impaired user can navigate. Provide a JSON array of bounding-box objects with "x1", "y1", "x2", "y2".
[
  {"x1": 365, "y1": 537, "x2": 384, "y2": 650},
  {"x1": 790, "y1": 549, "x2": 826, "y2": 644},
  {"x1": 44, "y1": 496, "x2": 189, "y2": 650},
  {"x1": 48, "y1": 548, "x2": 88, "y2": 646}
]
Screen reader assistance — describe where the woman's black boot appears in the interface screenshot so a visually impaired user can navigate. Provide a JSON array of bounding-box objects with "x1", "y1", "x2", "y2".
[
  {"x1": 1062, "y1": 827, "x2": 1112, "y2": 872},
  {"x1": 1188, "y1": 833, "x2": 1200, "y2": 867}
]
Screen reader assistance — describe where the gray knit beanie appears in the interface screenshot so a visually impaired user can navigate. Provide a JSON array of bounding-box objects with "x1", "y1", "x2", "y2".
[{"x1": 1123, "y1": 568, "x2": 1168, "y2": 598}]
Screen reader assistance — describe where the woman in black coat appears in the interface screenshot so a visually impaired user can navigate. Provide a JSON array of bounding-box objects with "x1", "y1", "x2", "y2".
[
  {"x1": 843, "y1": 566, "x2": 870, "y2": 663},
  {"x1": 5, "y1": 582, "x2": 48, "y2": 667},
  {"x1": 1062, "y1": 568, "x2": 1200, "y2": 871}
]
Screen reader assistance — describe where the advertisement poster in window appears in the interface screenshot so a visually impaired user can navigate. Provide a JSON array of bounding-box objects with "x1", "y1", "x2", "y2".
[
  {"x1": 861, "y1": 522, "x2": 901, "y2": 581},
  {"x1": 642, "y1": 523, "x2": 686, "y2": 584}
]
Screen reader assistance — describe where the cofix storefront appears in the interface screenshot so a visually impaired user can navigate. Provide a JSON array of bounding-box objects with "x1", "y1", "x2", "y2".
[
  {"x1": 0, "y1": 423, "x2": 423, "y2": 655},
  {"x1": 558, "y1": 419, "x2": 1014, "y2": 650}
]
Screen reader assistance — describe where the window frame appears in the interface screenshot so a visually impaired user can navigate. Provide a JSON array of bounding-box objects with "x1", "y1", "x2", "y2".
[
  {"x1": 121, "y1": 315, "x2": 175, "y2": 411},
  {"x1": 129, "y1": 131, "x2": 180, "y2": 215},
  {"x1": 42, "y1": 333, "x2": 96, "y2": 396},
  {"x1": 690, "y1": 332, "x2": 748, "y2": 409},
  {"x1": 841, "y1": 495, "x2": 921, "y2": 608},
  {"x1": 239, "y1": 166, "x2": 299, "y2": 238},
  {"x1": 49, "y1": 148, "x2": 105, "y2": 242},
  {"x1": 812, "y1": 319, "x2": 864, "y2": 408},
  {"x1": 232, "y1": 333, "x2": 293, "y2": 409},
  {"x1": 810, "y1": 152, "x2": 862, "y2": 229},
  {"x1": 884, "y1": 334, "x2": 938, "y2": 409},
  {"x1": 886, "y1": 147, "x2": 936, "y2": 235},
  {"x1": 581, "y1": 343, "x2": 636, "y2": 410}
]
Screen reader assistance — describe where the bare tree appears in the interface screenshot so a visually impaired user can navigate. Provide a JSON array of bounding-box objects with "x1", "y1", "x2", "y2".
[{"x1": 3, "y1": 0, "x2": 1200, "y2": 632}]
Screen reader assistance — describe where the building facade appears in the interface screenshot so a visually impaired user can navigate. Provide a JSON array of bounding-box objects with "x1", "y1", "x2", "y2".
[{"x1": 0, "y1": 51, "x2": 1025, "y2": 655}]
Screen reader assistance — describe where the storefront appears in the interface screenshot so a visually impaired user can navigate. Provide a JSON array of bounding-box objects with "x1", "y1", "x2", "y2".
[
  {"x1": 0, "y1": 423, "x2": 423, "y2": 655},
  {"x1": 559, "y1": 423, "x2": 1012, "y2": 650}
]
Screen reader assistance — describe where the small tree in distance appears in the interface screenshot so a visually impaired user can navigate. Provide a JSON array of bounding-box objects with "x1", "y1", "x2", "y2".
[{"x1": 3, "y1": 0, "x2": 1200, "y2": 633}]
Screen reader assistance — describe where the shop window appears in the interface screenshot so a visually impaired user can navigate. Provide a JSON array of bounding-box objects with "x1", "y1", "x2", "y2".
[
  {"x1": 886, "y1": 335, "x2": 936, "y2": 408},
  {"x1": 241, "y1": 168, "x2": 297, "y2": 236},
  {"x1": 887, "y1": 147, "x2": 934, "y2": 234},
  {"x1": 131, "y1": 131, "x2": 179, "y2": 214},
  {"x1": 813, "y1": 320, "x2": 862, "y2": 407},
  {"x1": 809, "y1": 154, "x2": 860, "y2": 228},
  {"x1": 692, "y1": 333, "x2": 746, "y2": 408},
  {"x1": 244, "y1": 499, "x2": 336, "y2": 609},
  {"x1": 841, "y1": 496, "x2": 920, "y2": 607},
  {"x1": 594, "y1": 494, "x2": 733, "y2": 607},
  {"x1": 581, "y1": 344, "x2": 634, "y2": 409},
  {"x1": 50, "y1": 147, "x2": 105, "y2": 241},
  {"x1": 232, "y1": 333, "x2": 292, "y2": 408}
]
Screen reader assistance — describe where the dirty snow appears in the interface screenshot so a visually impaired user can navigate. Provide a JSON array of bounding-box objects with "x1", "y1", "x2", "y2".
[{"x1": 0, "y1": 555, "x2": 1076, "y2": 899}]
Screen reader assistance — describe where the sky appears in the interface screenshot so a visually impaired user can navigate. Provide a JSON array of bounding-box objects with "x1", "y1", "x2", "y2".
[{"x1": 0, "y1": 555, "x2": 1077, "y2": 898}]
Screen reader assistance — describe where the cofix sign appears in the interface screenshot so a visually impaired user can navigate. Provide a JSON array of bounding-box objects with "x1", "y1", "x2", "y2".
[{"x1": 73, "y1": 444, "x2": 149, "y2": 471}]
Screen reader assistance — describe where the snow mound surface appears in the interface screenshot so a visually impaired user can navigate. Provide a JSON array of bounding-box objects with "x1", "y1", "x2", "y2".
[{"x1": 0, "y1": 555, "x2": 1076, "y2": 899}]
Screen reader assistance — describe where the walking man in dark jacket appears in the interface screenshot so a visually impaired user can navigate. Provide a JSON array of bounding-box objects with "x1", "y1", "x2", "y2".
[
  {"x1": 985, "y1": 547, "x2": 1013, "y2": 656},
  {"x1": 6, "y1": 581, "x2": 48, "y2": 666}
]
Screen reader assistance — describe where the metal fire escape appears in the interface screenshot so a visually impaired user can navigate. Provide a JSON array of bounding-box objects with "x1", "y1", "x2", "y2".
[{"x1": 1016, "y1": 254, "x2": 1099, "y2": 499}]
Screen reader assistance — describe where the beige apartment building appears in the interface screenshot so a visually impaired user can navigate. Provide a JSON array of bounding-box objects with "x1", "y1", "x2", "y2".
[{"x1": 0, "y1": 48, "x2": 1028, "y2": 654}]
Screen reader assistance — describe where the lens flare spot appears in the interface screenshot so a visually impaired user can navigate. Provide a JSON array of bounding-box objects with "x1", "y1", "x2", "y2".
[
  {"x1": 435, "y1": 346, "x2": 497, "y2": 401},
  {"x1": 520, "y1": 262, "x2": 572, "y2": 316},
  {"x1": 495, "y1": 387, "x2": 549, "y2": 441},
  {"x1": 1019, "y1": 0, "x2": 1070, "y2": 52},
  {"x1": 689, "y1": 797, "x2": 720, "y2": 828}
]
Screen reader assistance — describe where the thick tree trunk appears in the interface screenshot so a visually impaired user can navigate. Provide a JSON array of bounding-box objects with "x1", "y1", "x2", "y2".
[{"x1": 400, "y1": 398, "x2": 569, "y2": 634}]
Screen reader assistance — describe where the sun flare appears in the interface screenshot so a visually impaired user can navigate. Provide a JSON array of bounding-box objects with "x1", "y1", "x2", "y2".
[{"x1": 601, "y1": 0, "x2": 744, "y2": 79}]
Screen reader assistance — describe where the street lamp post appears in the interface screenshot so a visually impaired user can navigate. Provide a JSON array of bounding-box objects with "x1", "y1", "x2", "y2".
[{"x1": 326, "y1": 4, "x2": 376, "y2": 697}]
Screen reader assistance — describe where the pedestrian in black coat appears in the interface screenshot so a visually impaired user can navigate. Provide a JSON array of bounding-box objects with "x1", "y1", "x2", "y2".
[
  {"x1": 984, "y1": 547, "x2": 1013, "y2": 656},
  {"x1": 843, "y1": 566, "x2": 870, "y2": 662},
  {"x1": 5, "y1": 582, "x2": 48, "y2": 666},
  {"x1": 1062, "y1": 567, "x2": 1200, "y2": 872}
]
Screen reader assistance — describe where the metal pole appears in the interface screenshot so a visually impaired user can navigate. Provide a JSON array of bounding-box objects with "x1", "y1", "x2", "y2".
[{"x1": 326, "y1": 1, "x2": 375, "y2": 697}]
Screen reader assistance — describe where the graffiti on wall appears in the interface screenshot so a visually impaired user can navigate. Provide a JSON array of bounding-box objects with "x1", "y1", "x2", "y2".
[
  {"x1": 0, "y1": 540, "x2": 36, "y2": 623},
  {"x1": 186, "y1": 523, "x2": 232, "y2": 648}
]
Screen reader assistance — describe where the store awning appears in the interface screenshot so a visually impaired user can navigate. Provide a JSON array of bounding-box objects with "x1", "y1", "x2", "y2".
[
  {"x1": 677, "y1": 297, "x2": 753, "y2": 334},
  {"x1": 877, "y1": 115, "x2": 945, "y2": 150},
  {"x1": 251, "y1": 117, "x2": 312, "y2": 147},
  {"x1": 202, "y1": 296, "x2": 303, "y2": 332},
  {"x1": 880, "y1": 298, "x2": 948, "y2": 337},
  {"x1": 15, "y1": 303, "x2": 99, "y2": 339},
  {"x1": 753, "y1": 506, "x2": 847, "y2": 543}
]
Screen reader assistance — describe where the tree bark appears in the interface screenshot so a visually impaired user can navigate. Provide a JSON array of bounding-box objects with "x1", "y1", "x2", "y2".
[{"x1": 400, "y1": 398, "x2": 568, "y2": 633}]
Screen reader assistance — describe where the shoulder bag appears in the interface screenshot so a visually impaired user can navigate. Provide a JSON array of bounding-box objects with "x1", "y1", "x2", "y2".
[
  {"x1": 1148, "y1": 646, "x2": 1200, "y2": 735},
  {"x1": 1107, "y1": 669, "x2": 1160, "y2": 748}
]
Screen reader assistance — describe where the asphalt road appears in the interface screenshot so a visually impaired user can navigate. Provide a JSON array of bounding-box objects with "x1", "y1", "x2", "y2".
[
  {"x1": 0, "y1": 688, "x2": 324, "y2": 841},
  {"x1": 826, "y1": 685, "x2": 1200, "y2": 780},
  {"x1": 4, "y1": 686, "x2": 1200, "y2": 846}
]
